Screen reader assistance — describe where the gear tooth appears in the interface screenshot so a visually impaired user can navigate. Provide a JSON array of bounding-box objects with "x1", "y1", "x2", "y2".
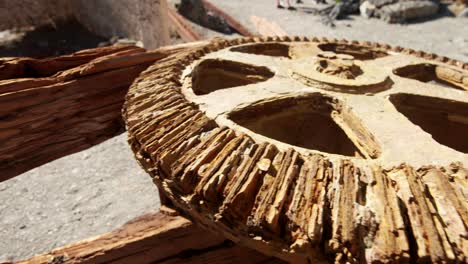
[
  {"x1": 292, "y1": 36, "x2": 301, "y2": 41},
  {"x1": 195, "y1": 49, "x2": 206, "y2": 59},
  {"x1": 220, "y1": 40, "x2": 231, "y2": 48},
  {"x1": 402, "y1": 48, "x2": 414, "y2": 55},
  {"x1": 413, "y1": 50, "x2": 424, "y2": 57},
  {"x1": 259, "y1": 36, "x2": 268, "y2": 42},
  {"x1": 434, "y1": 56, "x2": 445, "y2": 62},
  {"x1": 253, "y1": 36, "x2": 264, "y2": 43},
  {"x1": 280, "y1": 36, "x2": 292, "y2": 42},
  {"x1": 338, "y1": 39, "x2": 348, "y2": 44},
  {"x1": 244, "y1": 37, "x2": 256, "y2": 43},
  {"x1": 311, "y1": 37, "x2": 320, "y2": 42},
  {"x1": 423, "y1": 53, "x2": 437, "y2": 60},
  {"x1": 439, "y1": 56, "x2": 449, "y2": 63},
  {"x1": 233, "y1": 38, "x2": 244, "y2": 44},
  {"x1": 447, "y1": 59, "x2": 458, "y2": 66},
  {"x1": 383, "y1": 44, "x2": 392, "y2": 50},
  {"x1": 268, "y1": 36, "x2": 278, "y2": 42},
  {"x1": 392, "y1": 46, "x2": 403, "y2": 52},
  {"x1": 265, "y1": 36, "x2": 274, "y2": 42},
  {"x1": 299, "y1": 36, "x2": 308, "y2": 41},
  {"x1": 351, "y1": 40, "x2": 359, "y2": 45},
  {"x1": 370, "y1": 42, "x2": 379, "y2": 48},
  {"x1": 320, "y1": 37, "x2": 329, "y2": 42},
  {"x1": 178, "y1": 57, "x2": 190, "y2": 65},
  {"x1": 211, "y1": 42, "x2": 221, "y2": 50}
]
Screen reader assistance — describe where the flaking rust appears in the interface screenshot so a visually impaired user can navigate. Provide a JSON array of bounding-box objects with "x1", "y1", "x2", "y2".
[{"x1": 124, "y1": 36, "x2": 468, "y2": 263}]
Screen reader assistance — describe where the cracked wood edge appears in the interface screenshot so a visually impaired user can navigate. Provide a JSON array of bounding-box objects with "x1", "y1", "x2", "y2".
[
  {"x1": 124, "y1": 36, "x2": 468, "y2": 263},
  {"x1": 0, "y1": 43, "x2": 206, "y2": 182},
  {"x1": 8, "y1": 207, "x2": 283, "y2": 264}
]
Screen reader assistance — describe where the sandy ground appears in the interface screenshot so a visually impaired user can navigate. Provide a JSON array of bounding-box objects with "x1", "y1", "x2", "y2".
[
  {"x1": 1, "y1": 1, "x2": 467, "y2": 262},
  {"x1": 0, "y1": 134, "x2": 160, "y2": 262}
]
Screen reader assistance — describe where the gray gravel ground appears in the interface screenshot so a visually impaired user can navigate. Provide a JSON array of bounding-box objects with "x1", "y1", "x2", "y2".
[
  {"x1": 209, "y1": 0, "x2": 468, "y2": 62},
  {"x1": 0, "y1": 134, "x2": 160, "y2": 262},
  {"x1": 1, "y1": 1, "x2": 467, "y2": 262}
]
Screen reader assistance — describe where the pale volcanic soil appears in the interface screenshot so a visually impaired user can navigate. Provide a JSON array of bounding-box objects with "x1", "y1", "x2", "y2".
[{"x1": 0, "y1": 1, "x2": 467, "y2": 261}]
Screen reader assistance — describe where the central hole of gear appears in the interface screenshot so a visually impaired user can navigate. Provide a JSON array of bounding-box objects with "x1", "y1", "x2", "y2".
[
  {"x1": 393, "y1": 63, "x2": 468, "y2": 91},
  {"x1": 228, "y1": 94, "x2": 369, "y2": 158},
  {"x1": 317, "y1": 43, "x2": 388, "y2": 60},
  {"x1": 230, "y1": 43, "x2": 291, "y2": 58},
  {"x1": 191, "y1": 58, "x2": 274, "y2": 95},
  {"x1": 390, "y1": 93, "x2": 468, "y2": 153}
]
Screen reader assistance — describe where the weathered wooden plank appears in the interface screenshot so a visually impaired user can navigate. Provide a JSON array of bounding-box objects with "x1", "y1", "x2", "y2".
[
  {"x1": 0, "y1": 43, "x2": 205, "y2": 182},
  {"x1": 10, "y1": 207, "x2": 283, "y2": 264},
  {"x1": 202, "y1": 0, "x2": 254, "y2": 37},
  {"x1": 168, "y1": 7, "x2": 202, "y2": 42}
]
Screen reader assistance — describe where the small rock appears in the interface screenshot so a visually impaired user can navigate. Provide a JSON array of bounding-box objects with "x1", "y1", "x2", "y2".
[
  {"x1": 360, "y1": 0, "x2": 439, "y2": 23},
  {"x1": 360, "y1": 1, "x2": 377, "y2": 19}
]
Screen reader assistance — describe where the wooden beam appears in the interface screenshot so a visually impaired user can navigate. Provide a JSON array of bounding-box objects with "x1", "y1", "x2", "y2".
[
  {"x1": 202, "y1": 0, "x2": 254, "y2": 37},
  {"x1": 10, "y1": 207, "x2": 284, "y2": 264},
  {"x1": 0, "y1": 43, "x2": 204, "y2": 182},
  {"x1": 168, "y1": 8, "x2": 202, "y2": 42}
]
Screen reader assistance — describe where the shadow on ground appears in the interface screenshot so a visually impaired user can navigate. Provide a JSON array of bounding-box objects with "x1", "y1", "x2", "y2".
[{"x1": 0, "y1": 19, "x2": 107, "y2": 58}]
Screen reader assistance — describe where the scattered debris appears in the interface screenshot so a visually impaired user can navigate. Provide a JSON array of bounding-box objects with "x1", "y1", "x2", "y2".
[
  {"x1": 178, "y1": 0, "x2": 233, "y2": 34},
  {"x1": 321, "y1": 0, "x2": 361, "y2": 26},
  {"x1": 448, "y1": 0, "x2": 468, "y2": 17},
  {"x1": 359, "y1": 0, "x2": 439, "y2": 23},
  {"x1": 315, "y1": 0, "x2": 442, "y2": 26}
]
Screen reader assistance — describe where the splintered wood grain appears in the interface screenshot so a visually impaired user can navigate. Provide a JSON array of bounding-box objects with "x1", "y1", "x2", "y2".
[
  {"x1": 221, "y1": 143, "x2": 278, "y2": 222},
  {"x1": 123, "y1": 37, "x2": 468, "y2": 263},
  {"x1": 0, "y1": 44, "x2": 198, "y2": 182},
  {"x1": 285, "y1": 155, "x2": 331, "y2": 250},
  {"x1": 14, "y1": 208, "x2": 284, "y2": 264},
  {"x1": 365, "y1": 167, "x2": 409, "y2": 263},
  {"x1": 418, "y1": 167, "x2": 468, "y2": 261},
  {"x1": 196, "y1": 136, "x2": 253, "y2": 206},
  {"x1": 0, "y1": 45, "x2": 140, "y2": 83},
  {"x1": 327, "y1": 161, "x2": 361, "y2": 262},
  {"x1": 386, "y1": 166, "x2": 463, "y2": 262}
]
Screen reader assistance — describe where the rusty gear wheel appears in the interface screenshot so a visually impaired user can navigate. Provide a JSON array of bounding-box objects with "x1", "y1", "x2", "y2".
[{"x1": 124, "y1": 37, "x2": 468, "y2": 263}]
